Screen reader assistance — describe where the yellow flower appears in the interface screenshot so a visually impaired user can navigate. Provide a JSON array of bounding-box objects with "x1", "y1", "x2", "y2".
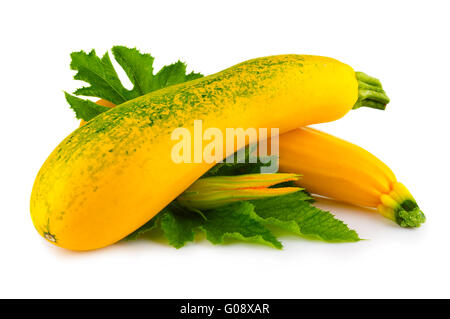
[{"x1": 177, "y1": 173, "x2": 302, "y2": 210}]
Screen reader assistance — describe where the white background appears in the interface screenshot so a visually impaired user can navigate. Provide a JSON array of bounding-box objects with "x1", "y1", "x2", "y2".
[{"x1": 1, "y1": 0, "x2": 449, "y2": 298}]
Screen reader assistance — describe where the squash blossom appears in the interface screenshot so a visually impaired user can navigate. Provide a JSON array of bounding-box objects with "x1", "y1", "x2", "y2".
[{"x1": 176, "y1": 173, "x2": 302, "y2": 210}]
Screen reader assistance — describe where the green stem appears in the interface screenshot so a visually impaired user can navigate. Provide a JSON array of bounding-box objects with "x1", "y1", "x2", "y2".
[
  {"x1": 395, "y1": 199, "x2": 426, "y2": 228},
  {"x1": 353, "y1": 71, "x2": 390, "y2": 110}
]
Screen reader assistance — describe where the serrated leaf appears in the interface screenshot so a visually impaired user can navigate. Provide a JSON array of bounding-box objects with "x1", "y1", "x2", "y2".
[
  {"x1": 250, "y1": 192, "x2": 360, "y2": 242},
  {"x1": 71, "y1": 50, "x2": 131, "y2": 105},
  {"x1": 67, "y1": 46, "x2": 204, "y2": 122},
  {"x1": 64, "y1": 92, "x2": 110, "y2": 121},
  {"x1": 124, "y1": 183, "x2": 360, "y2": 247},
  {"x1": 111, "y1": 46, "x2": 155, "y2": 96},
  {"x1": 202, "y1": 202, "x2": 282, "y2": 249},
  {"x1": 185, "y1": 71, "x2": 204, "y2": 82},
  {"x1": 126, "y1": 202, "x2": 282, "y2": 249},
  {"x1": 159, "y1": 205, "x2": 204, "y2": 248},
  {"x1": 153, "y1": 61, "x2": 202, "y2": 89}
]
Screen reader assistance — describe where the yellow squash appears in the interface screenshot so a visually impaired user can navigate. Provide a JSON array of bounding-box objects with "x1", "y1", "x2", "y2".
[
  {"x1": 31, "y1": 55, "x2": 388, "y2": 250},
  {"x1": 278, "y1": 127, "x2": 425, "y2": 227}
]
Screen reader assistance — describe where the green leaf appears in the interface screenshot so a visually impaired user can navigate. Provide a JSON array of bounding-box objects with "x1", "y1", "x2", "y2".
[
  {"x1": 111, "y1": 46, "x2": 155, "y2": 96},
  {"x1": 203, "y1": 144, "x2": 271, "y2": 177},
  {"x1": 64, "y1": 92, "x2": 110, "y2": 121},
  {"x1": 125, "y1": 190, "x2": 360, "y2": 247},
  {"x1": 202, "y1": 202, "x2": 282, "y2": 249},
  {"x1": 159, "y1": 205, "x2": 204, "y2": 248},
  {"x1": 185, "y1": 71, "x2": 204, "y2": 82},
  {"x1": 125, "y1": 202, "x2": 281, "y2": 249},
  {"x1": 154, "y1": 61, "x2": 203, "y2": 89},
  {"x1": 71, "y1": 50, "x2": 131, "y2": 105},
  {"x1": 67, "y1": 46, "x2": 204, "y2": 122},
  {"x1": 250, "y1": 192, "x2": 360, "y2": 242}
]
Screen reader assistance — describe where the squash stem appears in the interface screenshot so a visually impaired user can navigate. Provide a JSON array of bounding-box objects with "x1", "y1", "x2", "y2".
[
  {"x1": 377, "y1": 182, "x2": 425, "y2": 227},
  {"x1": 353, "y1": 72, "x2": 390, "y2": 110},
  {"x1": 395, "y1": 201, "x2": 426, "y2": 228}
]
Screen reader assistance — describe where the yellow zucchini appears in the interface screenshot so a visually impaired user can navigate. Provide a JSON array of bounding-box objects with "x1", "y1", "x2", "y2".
[
  {"x1": 31, "y1": 55, "x2": 388, "y2": 250},
  {"x1": 278, "y1": 127, "x2": 425, "y2": 227}
]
